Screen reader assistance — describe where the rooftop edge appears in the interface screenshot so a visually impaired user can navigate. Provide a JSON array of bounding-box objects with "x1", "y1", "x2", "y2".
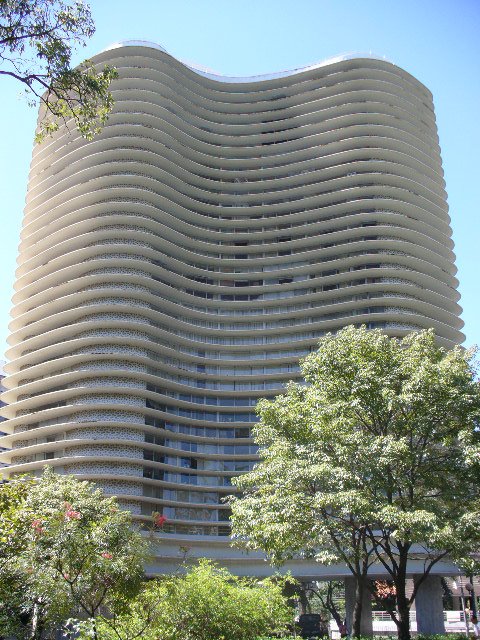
[{"x1": 100, "y1": 40, "x2": 393, "y2": 83}]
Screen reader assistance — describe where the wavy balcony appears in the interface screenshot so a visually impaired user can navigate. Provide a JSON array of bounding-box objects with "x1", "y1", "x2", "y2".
[{"x1": 0, "y1": 45, "x2": 463, "y2": 571}]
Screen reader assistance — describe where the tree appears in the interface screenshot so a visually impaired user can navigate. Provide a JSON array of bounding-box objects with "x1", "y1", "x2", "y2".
[
  {"x1": 0, "y1": 476, "x2": 37, "y2": 638},
  {"x1": 88, "y1": 559, "x2": 293, "y2": 640},
  {"x1": 0, "y1": 0, "x2": 117, "y2": 142},
  {"x1": 292, "y1": 580, "x2": 345, "y2": 631},
  {"x1": 0, "y1": 475, "x2": 34, "y2": 570},
  {"x1": 0, "y1": 467, "x2": 147, "y2": 640},
  {"x1": 308, "y1": 581, "x2": 345, "y2": 630},
  {"x1": 230, "y1": 327, "x2": 480, "y2": 640}
]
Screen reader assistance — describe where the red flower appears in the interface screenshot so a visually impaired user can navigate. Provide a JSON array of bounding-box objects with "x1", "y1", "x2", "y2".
[
  {"x1": 101, "y1": 552, "x2": 113, "y2": 559},
  {"x1": 154, "y1": 514, "x2": 167, "y2": 528}
]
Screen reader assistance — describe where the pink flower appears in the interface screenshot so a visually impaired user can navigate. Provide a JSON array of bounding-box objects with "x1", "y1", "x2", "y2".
[
  {"x1": 101, "y1": 552, "x2": 113, "y2": 559},
  {"x1": 63, "y1": 502, "x2": 81, "y2": 519},
  {"x1": 154, "y1": 514, "x2": 167, "y2": 528},
  {"x1": 31, "y1": 519, "x2": 45, "y2": 534},
  {"x1": 64, "y1": 508, "x2": 81, "y2": 520},
  {"x1": 63, "y1": 573, "x2": 70, "y2": 580}
]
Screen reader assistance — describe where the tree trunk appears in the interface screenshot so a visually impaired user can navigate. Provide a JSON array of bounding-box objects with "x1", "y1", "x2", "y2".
[
  {"x1": 313, "y1": 582, "x2": 343, "y2": 628},
  {"x1": 352, "y1": 577, "x2": 364, "y2": 638},
  {"x1": 29, "y1": 602, "x2": 44, "y2": 640},
  {"x1": 92, "y1": 617, "x2": 99, "y2": 640},
  {"x1": 394, "y1": 560, "x2": 411, "y2": 640},
  {"x1": 396, "y1": 600, "x2": 411, "y2": 640}
]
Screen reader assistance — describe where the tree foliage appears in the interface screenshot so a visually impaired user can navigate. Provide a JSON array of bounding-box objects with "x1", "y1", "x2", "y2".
[
  {"x1": 0, "y1": 467, "x2": 147, "y2": 639},
  {"x1": 157, "y1": 560, "x2": 292, "y2": 640},
  {"x1": 0, "y1": 476, "x2": 36, "y2": 638},
  {"x1": 72, "y1": 580, "x2": 165, "y2": 640},
  {"x1": 0, "y1": 0, "x2": 117, "y2": 141},
  {"x1": 230, "y1": 327, "x2": 480, "y2": 640},
  {"x1": 83, "y1": 560, "x2": 293, "y2": 640},
  {"x1": 0, "y1": 475, "x2": 34, "y2": 567}
]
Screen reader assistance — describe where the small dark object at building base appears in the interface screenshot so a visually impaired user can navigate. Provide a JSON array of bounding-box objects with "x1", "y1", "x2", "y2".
[{"x1": 298, "y1": 613, "x2": 328, "y2": 638}]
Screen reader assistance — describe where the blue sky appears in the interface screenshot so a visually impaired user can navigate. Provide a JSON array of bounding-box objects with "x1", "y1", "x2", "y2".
[{"x1": 1, "y1": 0, "x2": 479, "y2": 360}]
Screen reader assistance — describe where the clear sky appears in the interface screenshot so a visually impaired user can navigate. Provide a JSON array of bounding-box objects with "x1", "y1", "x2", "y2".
[{"x1": 1, "y1": 0, "x2": 479, "y2": 361}]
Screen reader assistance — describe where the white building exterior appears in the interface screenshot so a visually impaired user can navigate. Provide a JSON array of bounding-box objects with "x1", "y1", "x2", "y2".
[{"x1": 0, "y1": 44, "x2": 463, "y2": 575}]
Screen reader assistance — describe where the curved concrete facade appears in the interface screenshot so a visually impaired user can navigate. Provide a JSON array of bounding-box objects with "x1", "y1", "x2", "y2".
[{"x1": 0, "y1": 45, "x2": 463, "y2": 572}]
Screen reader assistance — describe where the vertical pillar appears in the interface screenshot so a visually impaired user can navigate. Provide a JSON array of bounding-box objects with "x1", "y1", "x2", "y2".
[
  {"x1": 345, "y1": 577, "x2": 354, "y2": 634},
  {"x1": 406, "y1": 578, "x2": 415, "y2": 610},
  {"x1": 298, "y1": 582, "x2": 310, "y2": 615},
  {"x1": 415, "y1": 575, "x2": 445, "y2": 634},
  {"x1": 345, "y1": 577, "x2": 373, "y2": 636},
  {"x1": 361, "y1": 585, "x2": 373, "y2": 636}
]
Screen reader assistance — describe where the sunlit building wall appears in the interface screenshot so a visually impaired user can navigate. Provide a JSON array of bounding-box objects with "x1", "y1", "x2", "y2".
[{"x1": 0, "y1": 44, "x2": 462, "y2": 569}]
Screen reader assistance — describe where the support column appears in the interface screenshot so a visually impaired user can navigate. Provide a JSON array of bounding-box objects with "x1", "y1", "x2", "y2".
[
  {"x1": 406, "y1": 578, "x2": 415, "y2": 610},
  {"x1": 298, "y1": 582, "x2": 310, "y2": 615},
  {"x1": 345, "y1": 577, "x2": 373, "y2": 636},
  {"x1": 415, "y1": 575, "x2": 445, "y2": 634}
]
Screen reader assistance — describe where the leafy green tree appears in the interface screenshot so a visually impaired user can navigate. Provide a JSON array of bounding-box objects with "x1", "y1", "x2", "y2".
[
  {"x1": 230, "y1": 327, "x2": 480, "y2": 640},
  {"x1": 87, "y1": 559, "x2": 292, "y2": 640},
  {"x1": 0, "y1": 467, "x2": 147, "y2": 640},
  {"x1": 0, "y1": 475, "x2": 34, "y2": 568},
  {"x1": 0, "y1": 476, "x2": 36, "y2": 638},
  {"x1": 0, "y1": 0, "x2": 117, "y2": 142}
]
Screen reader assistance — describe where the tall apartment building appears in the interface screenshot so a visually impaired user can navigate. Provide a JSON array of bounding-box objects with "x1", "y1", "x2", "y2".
[
  {"x1": 0, "y1": 44, "x2": 463, "y2": 574},
  {"x1": 0, "y1": 362, "x2": 7, "y2": 466}
]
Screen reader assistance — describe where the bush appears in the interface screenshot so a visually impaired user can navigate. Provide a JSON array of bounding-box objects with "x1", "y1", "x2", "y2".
[{"x1": 89, "y1": 559, "x2": 293, "y2": 640}]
